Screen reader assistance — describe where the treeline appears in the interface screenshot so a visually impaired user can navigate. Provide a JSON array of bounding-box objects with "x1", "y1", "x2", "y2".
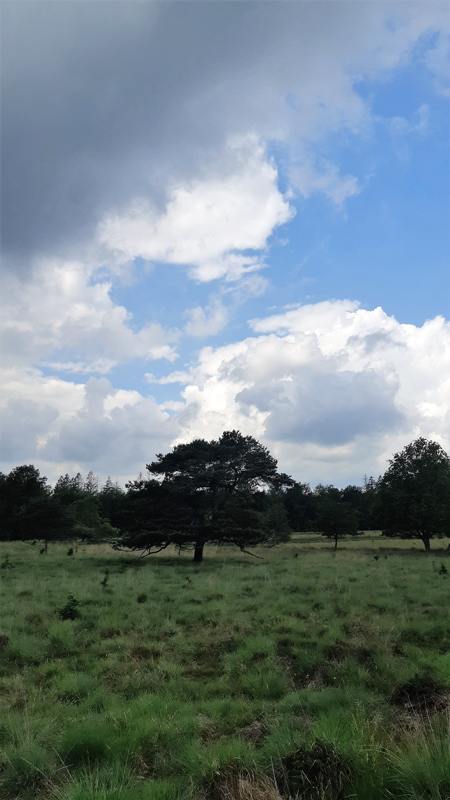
[{"x1": 1, "y1": 433, "x2": 450, "y2": 559}]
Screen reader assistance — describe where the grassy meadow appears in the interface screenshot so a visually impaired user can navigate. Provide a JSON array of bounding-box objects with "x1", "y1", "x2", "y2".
[{"x1": 0, "y1": 534, "x2": 449, "y2": 800}]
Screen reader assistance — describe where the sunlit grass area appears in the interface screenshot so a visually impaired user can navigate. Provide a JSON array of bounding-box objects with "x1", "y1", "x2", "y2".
[{"x1": 1, "y1": 534, "x2": 449, "y2": 799}]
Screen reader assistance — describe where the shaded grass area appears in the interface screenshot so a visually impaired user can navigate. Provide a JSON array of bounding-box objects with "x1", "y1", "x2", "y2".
[{"x1": 0, "y1": 535, "x2": 449, "y2": 799}]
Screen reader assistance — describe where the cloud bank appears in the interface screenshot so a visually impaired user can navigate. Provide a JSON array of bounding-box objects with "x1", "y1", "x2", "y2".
[
  {"x1": 2, "y1": 301, "x2": 450, "y2": 485},
  {"x1": 2, "y1": 1, "x2": 449, "y2": 268}
]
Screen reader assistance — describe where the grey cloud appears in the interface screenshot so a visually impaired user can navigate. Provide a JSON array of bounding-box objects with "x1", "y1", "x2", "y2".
[
  {"x1": 3, "y1": 1, "x2": 448, "y2": 267},
  {"x1": 1, "y1": 2, "x2": 287, "y2": 263},
  {"x1": 42, "y1": 378, "x2": 178, "y2": 473},
  {"x1": 238, "y1": 367, "x2": 404, "y2": 446},
  {"x1": 0, "y1": 399, "x2": 58, "y2": 462}
]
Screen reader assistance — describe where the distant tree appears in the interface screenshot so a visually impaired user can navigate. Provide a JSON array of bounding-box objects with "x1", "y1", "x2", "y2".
[
  {"x1": 378, "y1": 437, "x2": 450, "y2": 552},
  {"x1": 284, "y1": 481, "x2": 316, "y2": 531},
  {"x1": 54, "y1": 473, "x2": 85, "y2": 504},
  {"x1": 53, "y1": 471, "x2": 116, "y2": 542},
  {"x1": 315, "y1": 485, "x2": 359, "y2": 550},
  {"x1": 361, "y1": 475, "x2": 382, "y2": 530},
  {"x1": 84, "y1": 471, "x2": 99, "y2": 495},
  {"x1": 116, "y1": 430, "x2": 292, "y2": 562},
  {"x1": 98, "y1": 477, "x2": 125, "y2": 525},
  {"x1": 0, "y1": 465, "x2": 72, "y2": 545}
]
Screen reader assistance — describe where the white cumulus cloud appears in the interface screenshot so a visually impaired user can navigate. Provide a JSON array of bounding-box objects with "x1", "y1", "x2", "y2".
[
  {"x1": 0, "y1": 259, "x2": 178, "y2": 372},
  {"x1": 167, "y1": 301, "x2": 450, "y2": 484},
  {"x1": 98, "y1": 139, "x2": 293, "y2": 282}
]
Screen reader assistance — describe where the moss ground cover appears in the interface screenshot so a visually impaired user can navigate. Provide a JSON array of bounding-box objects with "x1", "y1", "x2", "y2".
[{"x1": 0, "y1": 535, "x2": 449, "y2": 799}]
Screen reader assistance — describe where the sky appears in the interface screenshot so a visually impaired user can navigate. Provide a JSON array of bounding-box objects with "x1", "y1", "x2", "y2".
[{"x1": 1, "y1": 1, "x2": 450, "y2": 487}]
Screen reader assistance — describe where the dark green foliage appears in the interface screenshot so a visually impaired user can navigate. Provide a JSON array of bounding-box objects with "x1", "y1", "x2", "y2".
[
  {"x1": 98, "y1": 477, "x2": 125, "y2": 524},
  {"x1": 59, "y1": 594, "x2": 80, "y2": 620},
  {"x1": 55, "y1": 473, "x2": 118, "y2": 542},
  {"x1": 378, "y1": 437, "x2": 450, "y2": 551},
  {"x1": 315, "y1": 485, "x2": 359, "y2": 549},
  {"x1": 117, "y1": 430, "x2": 292, "y2": 561},
  {"x1": 0, "y1": 465, "x2": 72, "y2": 542},
  {"x1": 284, "y1": 481, "x2": 317, "y2": 531},
  {"x1": 285, "y1": 478, "x2": 380, "y2": 535},
  {"x1": 100, "y1": 569, "x2": 109, "y2": 589},
  {"x1": 53, "y1": 472, "x2": 85, "y2": 504},
  {"x1": 1, "y1": 553, "x2": 13, "y2": 569}
]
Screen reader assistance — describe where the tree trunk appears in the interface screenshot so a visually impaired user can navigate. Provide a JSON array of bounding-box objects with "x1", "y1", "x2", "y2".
[
  {"x1": 193, "y1": 540, "x2": 205, "y2": 563},
  {"x1": 420, "y1": 533, "x2": 431, "y2": 553}
]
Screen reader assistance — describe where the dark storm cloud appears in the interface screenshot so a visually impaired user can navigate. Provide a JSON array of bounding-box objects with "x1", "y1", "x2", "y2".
[
  {"x1": 1, "y1": 1, "x2": 295, "y2": 264},
  {"x1": 2, "y1": 1, "x2": 448, "y2": 268}
]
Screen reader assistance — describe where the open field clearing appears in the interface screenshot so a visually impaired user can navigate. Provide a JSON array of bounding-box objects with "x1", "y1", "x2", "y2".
[{"x1": 1, "y1": 535, "x2": 449, "y2": 800}]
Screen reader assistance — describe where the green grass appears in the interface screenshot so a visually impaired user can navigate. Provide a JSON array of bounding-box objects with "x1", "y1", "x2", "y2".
[{"x1": 0, "y1": 534, "x2": 449, "y2": 799}]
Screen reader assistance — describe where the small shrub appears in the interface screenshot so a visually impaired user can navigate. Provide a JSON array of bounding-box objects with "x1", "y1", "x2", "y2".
[
  {"x1": 390, "y1": 674, "x2": 449, "y2": 713},
  {"x1": 137, "y1": 593, "x2": 148, "y2": 603},
  {"x1": 59, "y1": 594, "x2": 80, "y2": 621},
  {"x1": 101, "y1": 570, "x2": 109, "y2": 589},
  {"x1": 276, "y1": 740, "x2": 352, "y2": 800}
]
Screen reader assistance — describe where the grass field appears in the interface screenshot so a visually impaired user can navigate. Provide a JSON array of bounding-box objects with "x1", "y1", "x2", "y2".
[{"x1": 0, "y1": 535, "x2": 449, "y2": 800}]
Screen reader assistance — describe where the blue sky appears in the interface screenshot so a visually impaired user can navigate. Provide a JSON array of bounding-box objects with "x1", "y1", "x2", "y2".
[
  {"x1": 1, "y1": 2, "x2": 450, "y2": 485},
  {"x1": 108, "y1": 56, "x2": 450, "y2": 393}
]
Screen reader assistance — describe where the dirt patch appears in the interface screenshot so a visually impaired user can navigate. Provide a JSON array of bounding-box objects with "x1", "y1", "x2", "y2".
[
  {"x1": 236, "y1": 719, "x2": 267, "y2": 745},
  {"x1": 276, "y1": 741, "x2": 352, "y2": 800},
  {"x1": 129, "y1": 644, "x2": 160, "y2": 661},
  {"x1": 325, "y1": 639, "x2": 374, "y2": 666},
  {"x1": 185, "y1": 637, "x2": 238, "y2": 678},
  {"x1": 276, "y1": 638, "x2": 304, "y2": 687},
  {"x1": 206, "y1": 770, "x2": 282, "y2": 800},
  {"x1": 100, "y1": 627, "x2": 121, "y2": 639},
  {"x1": 390, "y1": 674, "x2": 449, "y2": 713}
]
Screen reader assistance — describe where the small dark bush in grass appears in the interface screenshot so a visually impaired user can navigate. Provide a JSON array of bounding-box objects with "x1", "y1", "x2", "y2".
[
  {"x1": 390, "y1": 674, "x2": 449, "y2": 713},
  {"x1": 276, "y1": 741, "x2": 352, "y2": 800},
  {"x1": 0, "y1": 633, "x2": 9, "y2": 650},
  {"x1": 137, "y1": 593, "x2": 148, "y2": 603},
  {"x1": 59, "y1": 594, "x2": 80, "y2": 620},
  {"x1": 1, "y1": 553, "x2": 13, "y2": 569},
  {"x1": 438, "y1": 562, "x2": 448, "y2": 575},
  {"x1": 67, "y1": 547, "x2": 74, "y2": 556},
  {"x1": 101, "y1": 569, "x2": 109, "y2": 589}
]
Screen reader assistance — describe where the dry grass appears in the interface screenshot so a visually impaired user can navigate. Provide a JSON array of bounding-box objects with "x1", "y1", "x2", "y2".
[{"x1": 208, "y1": 771, "x2": 282, "y2": 800}]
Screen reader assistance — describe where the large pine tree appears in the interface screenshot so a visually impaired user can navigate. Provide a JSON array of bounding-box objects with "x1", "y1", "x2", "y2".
[{"x1": 116, "y1": 430, "x2": 292, "y2": 561}]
